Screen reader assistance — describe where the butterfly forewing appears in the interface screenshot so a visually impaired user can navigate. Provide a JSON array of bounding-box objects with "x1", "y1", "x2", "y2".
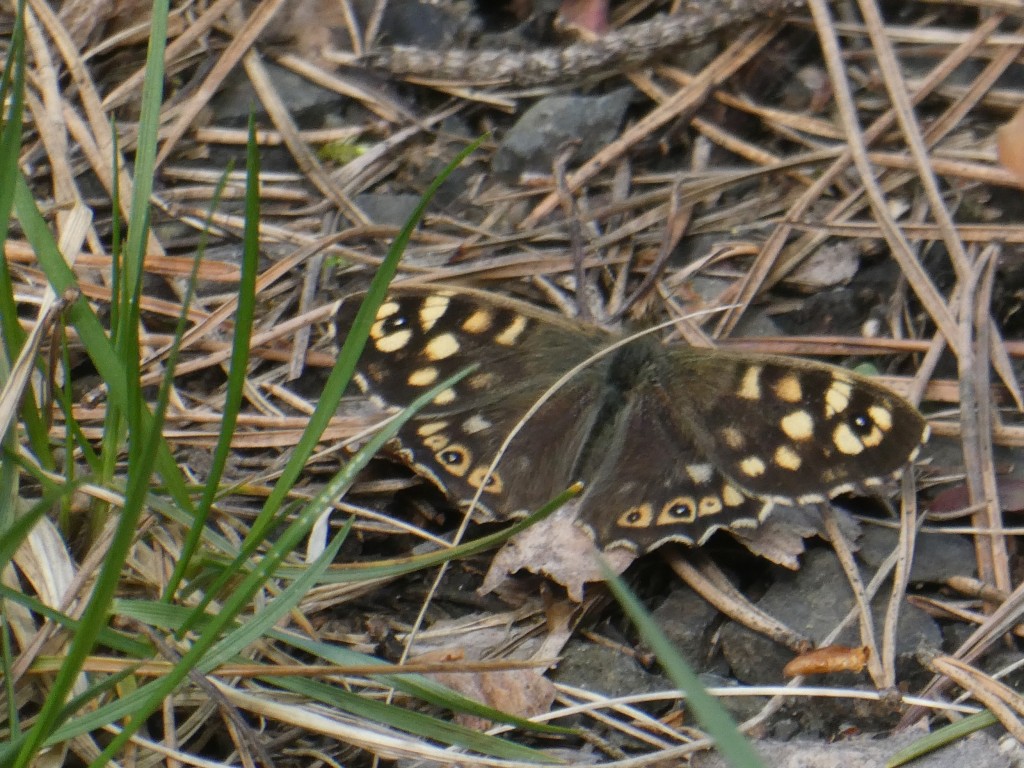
[
  {"x1": 339, "y1": 291, "x2": 608, "y2": 518},
  {"x1": 339, "y1": 291, "x2": 604, "y2": 414},
  {"x1": 663, "y1": 350, "x2": 928, "y2": 502}
]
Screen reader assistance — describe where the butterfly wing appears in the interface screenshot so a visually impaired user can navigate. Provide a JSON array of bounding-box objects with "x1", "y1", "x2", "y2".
[
  {"x1": 338, "y1": 290, "x2": 608, "y2": 518},
  {"x1": 577, "y1": 386, "x2": 773, "y2": 551},
  {"x1": 387, "y1": 386, "x2": 604, "y2": 519},
  {"x1": 661, "y1": 350, "x2": 928, "y2": 502},
  {"x1": 339, "y1": 291, "x2": 927, "y2": 550}
]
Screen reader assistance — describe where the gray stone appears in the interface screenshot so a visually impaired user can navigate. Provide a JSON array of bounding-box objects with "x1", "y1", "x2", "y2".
[
  {"x1": 649, "y1": 586, "x2": 720, "y2": 671},
  {"x1": 492, "y1": 89, "x2": 633, "y2": 180},
  {"x1": 720, "y1": 548, "x2": 941, "y2": 686},
  {"x1": 354, "y1": 193, "x2": 423, "y2": 227},
  {"x1": 693, "y1": 730, "x2": 1012, "y2": 768},
  {"x1": 551, "y1": 641, "x2": 665, "y2": 700},
  {"x1": 212, "y1": 62, "x2": 340, "y2": 123},
  {"x1": 858, "y1": 525, "x2": 976, "y2": 584}
]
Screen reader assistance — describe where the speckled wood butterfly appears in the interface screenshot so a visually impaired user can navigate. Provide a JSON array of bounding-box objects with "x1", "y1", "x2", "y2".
[{"x1": 338, "y1": 288, "x2": 928, "y2": 553}]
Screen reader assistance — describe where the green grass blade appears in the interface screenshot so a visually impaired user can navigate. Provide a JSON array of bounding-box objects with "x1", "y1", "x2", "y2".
[
  {"x1": 0, "y1": 0, "x2": 26, "y2": 351},
  {"x1": 886, "y1": 711, "x2": 997, "y2": 767},
  {"x1": 276, "y1": 630, "x2": 572, "y2": 737},
  {"x1": 270, "y1": 676, "x2": 561, "y2": 762},
  {"x1": 163, "y1": 138, "x2": 248, "y2": 600},
  {"x1": 186, "y1": 135, "x2": 488, "y2": 624},
  {"x1": 83, "y1": 365, "x2": 475, "y2": 764},
  {"x1": 599, "y1": 558, "x2": 766, "y2": 768},
  {"x1": 8, "y1": 2, "x2": 170, "y2": 763}
]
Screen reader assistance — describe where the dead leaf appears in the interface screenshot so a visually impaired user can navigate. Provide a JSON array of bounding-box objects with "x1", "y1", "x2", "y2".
[
  {"x1": 556, "y1": 0, "x2": 610, "y2": 35},
  {"x1": 727, "y1": 504, "x2": 850, "y2": 569},
  {"x1": 785, "y1": 240, "x2": 860, "y2": 291},
  {"x1": 929, "y1": 477, "x2": 1024, "y2": 514},
  {"x1": 784, "y1": 645, "x2": 870, "y2": 677},
  {"x1": 412, "y1": 646, "x2": 556, "y2": 729},
  {"x1": 996, "y1": 103, "x2": 1024, "y2": 184},
  {"x1": 480, "y1": 504, "x2": 635, "y2": 601}
]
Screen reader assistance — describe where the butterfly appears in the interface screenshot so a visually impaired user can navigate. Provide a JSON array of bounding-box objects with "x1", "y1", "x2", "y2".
[{"x1": 338, "y1": 288, "x2": 927, "y2": 552}]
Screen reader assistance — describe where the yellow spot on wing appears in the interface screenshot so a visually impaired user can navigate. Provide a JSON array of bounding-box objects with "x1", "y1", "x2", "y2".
[
  {"x1": 780, "y1": 410, "x2": 815, "y2": 441},
  {"x1": 432, "y1": 388, "x2": 457, "y2": 406},
  {"x1": 737, "y1": 366, "x2": 763, "y2": 400},
  {"x1": 407, "y1": 366, "x2": 439, "y2": 387},
  {"x1": 461, "y1": 414, "x2": 492, "y2": 434},
  {"x1": 832, "y1": 423, "x2": 864, "y2": 455},
  {"x1": 425, "y1": 333, "x2": 460, "y2": 361},
  {"x1": 423, "y1": 434, "x2": 449, "y2": 451},
  {"x1": 774, "y1": 445, "x2": 802, "y2": 470},
  {"x1": 685, "y1": 464, "x2": 714, "y2": 484},
  {"x1": 773, "y1": 374, "x2": 803, "y2": 403},
  {"x1": 740, "y1": 456, "x2": 767, "y2": 477},
  {"x1": 658, "y1": 498, "x2": 696, "y2": 524},
  {"x1": 419, "y1": 294, "x2": 450, "y2": 331},
  {"x1": 417, "y1": 420, "x2": 448, "y2": 437},
  {"x1": 468, "y1": 466, "x2": 503, "y2": 493},
  {"x1": 722, "y1": 484, "x2": 745, "y2": 507},
  {"x1": 462, "y1": 309, "x2": 494, "y2": 334},
  {"x1": 437, "y1": 444, "x2": 471, "y2": 476},
  {"x1": 375, "y1": 329, "x2": 412, "y2": 353},
  {"x1": 698, "y1": 496, "x2": 723, "y2": 516},
  {"x1": 373, "y1": 300, "x2": 399, "y2": 323},
  {"x1": 825, "y1": 377, "x2": 853, "y2": 417},
  {"x1": 619, "y1": 503, "x2": 654, "y2": 528},
  {"x1": 860, "y1": 425, "x2": 884, "y2": 448},
  {"x1": 868, "y1": 405, "x2": 893, "y2": 431},
  {"x1": 467, "y1": 372, "x2": 498, "y2": 390},
  {"x1": 720, "y1": 426, "x2": 746, "y2": 450},
  {"x1": 495, "y1": 315, "x2": 528, "y2": 346}
]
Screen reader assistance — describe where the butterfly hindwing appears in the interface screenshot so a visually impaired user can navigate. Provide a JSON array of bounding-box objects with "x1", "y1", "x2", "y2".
[
  {"x1": 391, "y1": 384, "x2": 603, "y2": 520},
  {"x1": 577, "y1": 386, "x2": 772, "y2": 551}
]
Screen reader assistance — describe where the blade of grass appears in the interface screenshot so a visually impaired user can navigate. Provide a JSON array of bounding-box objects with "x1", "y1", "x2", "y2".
[
  {"x1": 0, "y1": 1, "x2": 52, "y2": 524},
  {"x1": 886, "y1": 711, "x2": 998, "y2": 768},
  {"x1": 270, "y1": 676, "x2": 562, "y2": 762},
  {"x1": 249, "y1": 133, "x2": 489, "y2": 541},
  {"x1": 74, "y1": 365, "x2": 476, "y2": 765},
  {"x1": 163, "y1": 122, "x2": 251, "y2": 600},
  {"x1": 8, "y1": 2, "x2": 170, "y2": 763},
  {"x1": 0, "y1": 583, "x2": 152, "y2": 658},
  {"x1": 78, "y1": 515, "x2": 353, "y2": 765},
  {"x1": 183, "y1": 134, "x2": 488, "y2": 628},
  {"x1": 269, "y1": 483, "x2": 583, "y2": 583},
  {"x1": 599, "y1": 558, "x2": 766, "y2": 768},
  {"x1": 12, "y1": 175, "x2": 198, "y2": 526},
  {"x1": 0, "y1": 0, "x2": 26, "y2": 352},
  {"x1": 276, "y1": 629, "x2": 572, "y2": 737}
]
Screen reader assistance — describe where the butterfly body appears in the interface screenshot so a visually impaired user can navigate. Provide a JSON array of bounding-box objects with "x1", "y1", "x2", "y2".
[{"x1": 339, "y1": 289, "x2": 927, "y2": 552}]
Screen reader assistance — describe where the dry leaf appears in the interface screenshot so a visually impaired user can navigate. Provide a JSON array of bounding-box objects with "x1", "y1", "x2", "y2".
[
  {"x1": 727, "y1": 504, "x2": 836, "y2": 569},
  {"x1": 556, "y1": 0, "x2": 610, "y2": 35},
  {"x1": 480, "y1": 505, "x2": 635, "y2": 601},
  {"x1": 996, "y1": 103, "x2": 1024, "y2": 184},
  {"x1": 783, "y1": 644, "x2": 870, "y2": 677},
  {"x1": 786, "y1": 240, "x2": 859, "y2": 291},
  {"x1": 413, "y1": 647, "x2": 556, "y2": 730},
  {"x1": 929, "y1": 477, "x2": 1024, "y2": 514}
]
